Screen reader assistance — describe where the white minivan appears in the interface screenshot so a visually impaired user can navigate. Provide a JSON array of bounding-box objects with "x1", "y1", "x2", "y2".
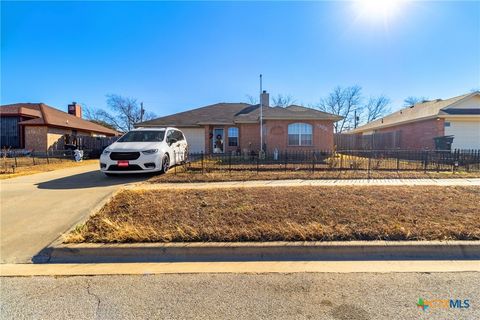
[{"x1": 100, "y1": 127, "x2": 188, "y2": 176}]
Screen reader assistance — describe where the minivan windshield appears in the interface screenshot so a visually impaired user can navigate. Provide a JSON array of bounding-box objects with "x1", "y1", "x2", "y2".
[{"x1": 117, "y1": 130, "x2": 165, "y2": 142}]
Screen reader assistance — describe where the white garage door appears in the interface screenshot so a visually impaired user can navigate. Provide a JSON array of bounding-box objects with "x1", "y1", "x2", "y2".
[
  {"x1": 180, "y1": 128, "x2": 205, "y2": 153},
  {"x1": 445, "y1": 121, "x2": 480, "y2": 150}
]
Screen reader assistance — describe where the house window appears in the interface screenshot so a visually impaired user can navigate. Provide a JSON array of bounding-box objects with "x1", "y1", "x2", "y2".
[
  {"x1": 288, "y1": 123, "x2": 313, "y2": 146},
  {"x1": 445, "y1": 122, "x2": 451, "y2": 127},
  {"x1": 228, "y1": 127, "x2": 239, "y2": 147}
]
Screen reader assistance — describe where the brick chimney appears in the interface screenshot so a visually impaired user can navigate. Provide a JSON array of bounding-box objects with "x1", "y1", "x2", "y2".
[
  {"x1": 67, "y1": 102, "x2": 82, "y2": 118},
  {"x1": 261, "y1": 90, "x2": 269, "y2": 107}
]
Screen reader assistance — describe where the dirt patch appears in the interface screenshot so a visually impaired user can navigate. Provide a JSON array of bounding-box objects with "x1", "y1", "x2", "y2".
[{"x1": 66, "y1": 186, "x2": 480, "y2": 243}]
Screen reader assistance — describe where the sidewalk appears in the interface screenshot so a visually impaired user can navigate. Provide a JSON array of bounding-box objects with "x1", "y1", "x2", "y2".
[{"x1": 136, "y1": 178, "x2": 480, "y2": 190}]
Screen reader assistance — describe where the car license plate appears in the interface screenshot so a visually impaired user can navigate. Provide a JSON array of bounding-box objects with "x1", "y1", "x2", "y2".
[{"x1": 117, "y1": 160, "x2": 129, "y2": 167}]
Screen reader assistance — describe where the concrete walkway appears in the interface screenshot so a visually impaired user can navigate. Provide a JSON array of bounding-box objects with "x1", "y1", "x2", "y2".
[
  {"x1": 136, "y1": 178, "x2": 480, "y2": 190},
  {"x1": 0, "y1": 164, "x2": 145, "y2": 263}
]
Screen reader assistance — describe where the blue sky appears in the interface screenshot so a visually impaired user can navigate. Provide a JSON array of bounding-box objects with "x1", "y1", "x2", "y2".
[{"x1": 1, "y1": 1, "x2": 479, "y2": 117}]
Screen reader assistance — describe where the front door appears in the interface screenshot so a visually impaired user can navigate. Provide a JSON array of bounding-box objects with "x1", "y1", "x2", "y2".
[{"x1": 213, "y1": 128, "x2": 224, "y2": 153}]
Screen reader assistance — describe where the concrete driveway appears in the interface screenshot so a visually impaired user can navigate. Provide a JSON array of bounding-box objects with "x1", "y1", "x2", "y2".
[{"x1": 0, "y1": 164, "x2": 146, "y2": 263}]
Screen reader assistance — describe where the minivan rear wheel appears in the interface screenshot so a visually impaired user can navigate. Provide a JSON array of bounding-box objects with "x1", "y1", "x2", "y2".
[{"x1": 160, "y1": 154, "x2": 170, "y2": 173}]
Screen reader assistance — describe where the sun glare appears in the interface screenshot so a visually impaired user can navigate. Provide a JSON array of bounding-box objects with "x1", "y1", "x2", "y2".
[{"x1": 354, "y1": 0, "x2": 405, "y2": 22}]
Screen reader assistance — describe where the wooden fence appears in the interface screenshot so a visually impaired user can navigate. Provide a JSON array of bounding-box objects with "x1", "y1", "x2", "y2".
[{"x1": 335, "y1": 131, "x2": 401, "y2": 150}]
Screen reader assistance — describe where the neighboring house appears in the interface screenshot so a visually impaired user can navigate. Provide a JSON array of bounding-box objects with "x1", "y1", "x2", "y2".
[
  {"x1": 347, "y1": 92, "x2": 480, "y2": 150},
  {"x1": 0, "y1": 102, "x2": 119, "y2": 151},
  {"x1": 136, "y1": 91, "x2": 342, "y2": 153}
]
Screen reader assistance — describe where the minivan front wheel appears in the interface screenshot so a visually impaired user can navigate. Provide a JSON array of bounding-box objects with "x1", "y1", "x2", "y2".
[{"x1": 160, "y1": 154, "x2": 170, "y2": 173}]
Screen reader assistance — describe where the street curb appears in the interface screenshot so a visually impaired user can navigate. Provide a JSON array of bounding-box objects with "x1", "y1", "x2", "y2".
[{"x1": 42, "y1": 241, "x2": 480, "y2": 263}]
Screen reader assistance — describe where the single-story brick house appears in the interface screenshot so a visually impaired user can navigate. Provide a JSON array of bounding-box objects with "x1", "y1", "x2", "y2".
[
  {"x1": 0, "y1": 102, "x2": 119, "y2": 151},
  {"x1": 347, "y1": 92, "x2": 480, "y2": 150},
  {"x1": 136, "y1": 91, "x2": 342, "y2": 153}
]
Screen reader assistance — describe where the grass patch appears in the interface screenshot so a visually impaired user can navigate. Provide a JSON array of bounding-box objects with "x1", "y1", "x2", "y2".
[
  {"x1": 66, "y1": 186, "x2": 480, "y2": 243},
  {"x1": 0, "y1": 159, "x2": 98, "y2": 179},
  {"x1": 149, "y1": 169, "x2": 480, "y2": 183}
]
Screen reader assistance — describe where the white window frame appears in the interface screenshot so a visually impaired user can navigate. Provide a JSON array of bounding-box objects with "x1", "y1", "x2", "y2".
[
  {"x1": 228, "y1": 127, "x2": 239, "y2": 147},
  {"x1": 288, "y1": 123, "x2": 313, "y2": 146}
]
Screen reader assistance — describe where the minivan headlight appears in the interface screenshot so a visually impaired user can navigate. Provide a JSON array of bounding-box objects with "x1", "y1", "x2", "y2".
[
  {"x1": 142, "y1": 149, "x2": 158, "y2": 155},
  {"x1": 102, "y1": 149, "x2": 111, "y2": 155}
]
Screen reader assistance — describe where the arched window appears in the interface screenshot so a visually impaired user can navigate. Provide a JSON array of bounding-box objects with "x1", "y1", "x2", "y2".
[
  {"x1": 228, "y1": 127, "x2": 239, "y2": 146},
  {"x1": 288, "y1": 123, "x2": 312, "y2": 146}
]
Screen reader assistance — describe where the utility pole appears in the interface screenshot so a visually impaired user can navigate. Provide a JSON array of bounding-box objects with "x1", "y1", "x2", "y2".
[
  {"x1": 259, "y1": 74, "x2": 263, "y2": 153},
  {"x1": 140, "y1": 102, "x2": 145, "y2": 123},
  {"x1": 354, "y1": 109, "x2": 358, "y2": 128}
]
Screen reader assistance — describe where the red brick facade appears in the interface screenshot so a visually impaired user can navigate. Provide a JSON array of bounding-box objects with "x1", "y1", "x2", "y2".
[
  {"x1": 202, "y1": 120, "x2": 335, "y2": 154},
  {"x1": 373, "y1": 118, "x2": 445, "y2": 150},
  {"x1": 264, "y1": 120, "x2": 334, "y2": 151}
]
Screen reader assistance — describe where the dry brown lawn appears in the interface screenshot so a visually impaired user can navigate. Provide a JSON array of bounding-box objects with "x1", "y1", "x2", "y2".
[
  {"x1": 0, "y1": 159, "x2": 98, "y2": 179},
  {"x1": 66, "y1": 186, "x2": 480, "y2": 243},
  {"x1": 149, "y1": 169, "x2": 480, "y2": 183}
]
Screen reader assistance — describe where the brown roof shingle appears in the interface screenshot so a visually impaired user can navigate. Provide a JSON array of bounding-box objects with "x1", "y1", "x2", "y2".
[
  {"x1": 0, "y1": 103, "x2": 119, "y2": 136},
  {"x1": 137, "y1": 103, "x2": 342, "y2": 127}
]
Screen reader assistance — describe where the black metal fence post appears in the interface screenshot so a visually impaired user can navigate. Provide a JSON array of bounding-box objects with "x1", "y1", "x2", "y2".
[
  {"x1": 46, "y1": 150, "x2": 50, "y2": 164},
  {"x1": 256, "y1": 156, "x2": 259, "y2": 174},
  {"x1": 201, "y1": 152, "x2": 204, "y2": 174},
  {"x1": 423, "y1": 151, "x2": 428, "y2": 173},
  {"x1": 284, "y1": 152, "x2": 288, "y2": 172},
  {"x1": 312, "y1": 151, "x2": 315, "y2": 173},
  {"x1": 367, "y1": 154, "x2": 371, "y2": 178},
  {"x1": 229, "y1": 152, "x2": 232, "y2": 173}
]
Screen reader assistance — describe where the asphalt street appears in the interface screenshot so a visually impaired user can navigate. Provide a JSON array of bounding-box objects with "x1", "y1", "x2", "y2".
[{"x1": 1, "y1": 272, "x2": 478, "y2": 320}]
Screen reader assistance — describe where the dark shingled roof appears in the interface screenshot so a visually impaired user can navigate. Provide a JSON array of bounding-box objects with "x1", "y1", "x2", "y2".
[
  {"x1": 0, "y1": 103, "x2": 119, "y2": 135},
  {"x1": 138, "y1": 103, "x2": 342, "y2": 127}
]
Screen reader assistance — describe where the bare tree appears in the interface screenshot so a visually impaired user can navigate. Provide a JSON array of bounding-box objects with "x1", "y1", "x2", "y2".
[
  {"x1": 364, "y1": 95, "x2": 391, "y2": 123},
  {"x1": 83, "y1": 95, "x2": 156, "y2": 132},
  {"x1": 316, "y1": 86, "x2": 363, "y2": 133},
  {"x1": 271, "y1": 94, "x2": 296, "y2": 107},
  {"x1": 83, "y1": 106, "x2": 118, "y2": 131},
  {"x1": 404, "y1": 96, "x2": 429, "y2": 106},
  {"x1": 245, "y1": 95, "x2": 258, "y2": 104},
  {"x1": 105, "y1": 94, "x2": 156, "y2": 132}
]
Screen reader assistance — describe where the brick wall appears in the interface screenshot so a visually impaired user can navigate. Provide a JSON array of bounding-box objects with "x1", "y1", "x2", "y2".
[
  {"x1": 265, "y1": 120, "x2": 334, "y2": 151},
  {"x1": 24, "y1": 126, "x2": 48, "y2": 151},
  {"x1": 238, "y1": 123, "x2": 261, "y2": 152},
  {"x1": 201, "y1": 120, "x2": 336, "y2": 154},
  {"x1": 24, "y1": 126, "x2": 98, "y2": 151},
  {"x1": 374, "y1": 118, "x2": 445, "y2": 150}
]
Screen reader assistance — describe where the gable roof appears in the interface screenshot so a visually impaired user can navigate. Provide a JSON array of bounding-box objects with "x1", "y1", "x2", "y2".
[
  {"x1": 137, "y1": 103, "x2": 342, "y2": 127},
  {"x1": 348, "y1": 92, "x2": 480, "y2": 134},
  {"x1": 0, "y1": 103, "x2": 119, "y2": 136}
]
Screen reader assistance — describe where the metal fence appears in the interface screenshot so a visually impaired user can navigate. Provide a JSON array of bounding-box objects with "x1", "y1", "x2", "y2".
[
  {"x1": 1, "y1": 149, "x2": 80, "y2": 173},
  {"x1": 180, "y1": 149, "x2": 480, "y2": 174}
]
